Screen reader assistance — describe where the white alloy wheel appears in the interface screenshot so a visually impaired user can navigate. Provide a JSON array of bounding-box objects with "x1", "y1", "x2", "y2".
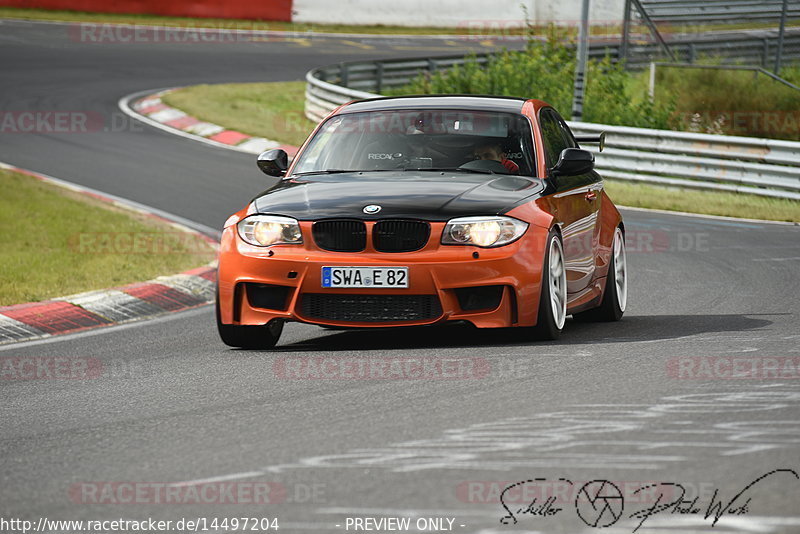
[
  {"x1": 612, "y1": 227, "x2": 627, "y2": 313},
  {"x1": 548, "y1": 235, "x2": 567, "y2": 330}
]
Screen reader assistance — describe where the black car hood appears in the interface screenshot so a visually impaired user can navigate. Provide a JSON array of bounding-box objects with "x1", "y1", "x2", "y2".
[{"x1": 253, "y1": 172, "x2": 544, "y2": 221}]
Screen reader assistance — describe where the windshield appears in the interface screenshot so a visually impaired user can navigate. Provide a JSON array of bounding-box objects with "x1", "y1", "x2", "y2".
[{"x1": 291, "y1": 109, "x2": 536, "y2": 177}]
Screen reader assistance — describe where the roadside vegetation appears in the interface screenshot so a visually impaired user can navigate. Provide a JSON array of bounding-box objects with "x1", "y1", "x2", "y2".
[
  {"x1": 648, "y1": 64, "x2": 800, "y2": 141},
  {"x1": 389, "y1": 35, "x2": 676, "y2": 129},
  {"x1": 162, "y1": 82, "x2": 316, "y2": 148},
  {"x1": 6, "y1": 7, "x2": 798, "y2": 141},
  {"x1": 0, "y1": 169, "x2": 215, "y2": 306},
  {"x1": 783, "y1": 66, "x2": 800, "y2": 86},
  {"x1": 160, "y1": 80, "x2": 799, "y2": 222},
  {"x1": 604, "y1": 181, "x2": 800, "y2": 223},
  {"x1": 389, "y1": 29, "x2": 800, "y2": 141}
]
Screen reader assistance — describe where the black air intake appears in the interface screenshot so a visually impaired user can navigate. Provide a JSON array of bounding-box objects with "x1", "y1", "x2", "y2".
[
  {"x1": 245, "y1": 283, "x2": 291, "y2": 311},
  {"x1": 455, "y1": 285, "x2": 504, "y2": 311},
  {"x1": 301, "y1": 294, "x2": 442, "y2": 322}
]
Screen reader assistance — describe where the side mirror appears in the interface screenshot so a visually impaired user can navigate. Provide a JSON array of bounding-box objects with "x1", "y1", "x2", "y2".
[
  {"x1": 550, "y1": 148, "x2": 594, "y2": 177},
  {"x1": 257, "y1": 149, "x2": 288, "y2": 177}
]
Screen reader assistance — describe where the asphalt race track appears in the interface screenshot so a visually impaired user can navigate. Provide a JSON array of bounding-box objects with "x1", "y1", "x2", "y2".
[{"x1": 1, "y1": 19, "x2": 799, "y2": 534}]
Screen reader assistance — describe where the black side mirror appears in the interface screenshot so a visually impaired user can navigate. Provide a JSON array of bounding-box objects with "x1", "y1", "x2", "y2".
[
  {"x1": 257, "y1": 149, "x2": 288, "y2": 177},
  {"x1": 550, "y1": 148, "x2": 594, "y2": 177}
]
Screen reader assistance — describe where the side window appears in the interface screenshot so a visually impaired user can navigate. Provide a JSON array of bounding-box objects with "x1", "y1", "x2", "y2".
[
  {"x1": 554, "y1": 110, "x2": 599, "y2": 190},
  {"x1": 549, "y1": 109, "x2": 597, "y2": 191},
  {"x1": 538, "y1": 110, "x2": 569, "y2": 169},
  {"x1": 540, "y1": 109, "x2": 596, "y2": 191},
  {"x1": 552, "y1": 112, "x2": 577, "y2": 150}
]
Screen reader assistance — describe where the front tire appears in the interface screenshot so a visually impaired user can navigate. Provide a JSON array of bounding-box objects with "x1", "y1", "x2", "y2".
[
  {"x1": 216, "y1": 290, "x2": 283, "y2": 349},
  {"x1": 574, "y1": 226, "x2": 627, "y2": 322},
  {"x1": 525, "y1": 229, "x2": 567, "y2": 340}
]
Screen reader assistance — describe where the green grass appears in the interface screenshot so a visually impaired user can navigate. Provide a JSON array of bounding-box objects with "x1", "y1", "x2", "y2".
[
  {"x1": 0, "y1": 169, "x2": 216, "y2": 306},
  {"x1": 161, "y1": 81, "x2": 800, "y2": 223},
  {"x1": 605, "y1": 180, "x2": 800, "y2": 222},
  {"x1": 162, "y1": 81, "x2": 316, "y2": 147},
  {"x1": 782, "y1": 65, "x2": 800, "y2": 86},
  {"x1": 649, "y1": 64, "x2": 800, "y2": 141},
  {"x1": 1, "y1": 7, "x2": 797, "y2": 36}
]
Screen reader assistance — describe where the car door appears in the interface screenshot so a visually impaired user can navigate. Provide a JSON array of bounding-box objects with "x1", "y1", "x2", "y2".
[{"x1": 538, "y1": 108, "x2": 601, "y2": 295}]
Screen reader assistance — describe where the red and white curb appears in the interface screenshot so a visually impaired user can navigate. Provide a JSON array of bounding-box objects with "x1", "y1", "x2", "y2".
[
  {"x1": 120, "y1": 88, "x2": 300, "y2": 157},
  {"x1": 0, "y1": 162, "x2": 220, "y2": 345}
]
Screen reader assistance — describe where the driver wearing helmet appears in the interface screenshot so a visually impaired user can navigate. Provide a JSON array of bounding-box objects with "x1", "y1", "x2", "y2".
[{"x1": 474, "y1": 141, "x2": 519, "y2": 174}]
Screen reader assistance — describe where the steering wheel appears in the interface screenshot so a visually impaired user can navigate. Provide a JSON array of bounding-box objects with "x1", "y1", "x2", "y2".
[{"x1": 458, "y1": 159, "x2": 511, "y2": 174}]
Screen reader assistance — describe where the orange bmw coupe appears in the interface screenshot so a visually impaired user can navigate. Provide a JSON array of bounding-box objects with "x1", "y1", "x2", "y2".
[{"x1": 216, "y1": 96, "x2": 626, "y2": 348}]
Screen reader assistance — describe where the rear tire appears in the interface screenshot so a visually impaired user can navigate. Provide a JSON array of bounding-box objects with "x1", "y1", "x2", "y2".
[
  {"x1": 216, "y1": 289, "x2": 283, "y2": 349},
  {"x1": 573, "y1": 226, "x2": 626, "y2": 322},
  {"x1": 523, "y1": 229, "x2": 567, "y2": 341}
]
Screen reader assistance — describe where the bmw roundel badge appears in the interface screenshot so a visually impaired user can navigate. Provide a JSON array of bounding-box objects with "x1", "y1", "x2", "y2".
[{"x1": 363, "y1": 205, "x2": 382, "y2": 214}]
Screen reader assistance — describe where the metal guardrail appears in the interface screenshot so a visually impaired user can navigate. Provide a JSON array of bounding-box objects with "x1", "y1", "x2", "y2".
[
  {"x1": 568, "y1": 122, "x2": 800, "y2": 199},
  {"x1": 307, "y1": 29, "x2": 800, "y2": 86},
  {"x1": 640, "y1": 32, "x2": 800, "y2": 68},
  {"x1": 305, "y1": 59, "x2": 800, "y2": 200},
  {"x1": 640, "y1": 0, "x2": 800, "y2": 25},
  {"x1": 624, "y1": 0, "x2": 800, "y2": 68}
]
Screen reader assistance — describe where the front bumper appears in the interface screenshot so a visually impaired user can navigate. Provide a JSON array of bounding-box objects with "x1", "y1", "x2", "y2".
[{"x1": 217, "y1": 222, "x2": 547, "y2": 329}]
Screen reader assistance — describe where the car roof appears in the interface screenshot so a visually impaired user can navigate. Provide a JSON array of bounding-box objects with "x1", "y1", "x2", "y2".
[{"x1": 339, "y1": 95, "x2": 528, "y2": 114}]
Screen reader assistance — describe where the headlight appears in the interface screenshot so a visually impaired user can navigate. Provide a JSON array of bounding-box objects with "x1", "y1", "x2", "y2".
[
  {"x1": 442, "y1": 216, "x2": 528, "y2": 248},
  {"x1": 237, "y1": 215, "x2": 302, "y2": 247}
]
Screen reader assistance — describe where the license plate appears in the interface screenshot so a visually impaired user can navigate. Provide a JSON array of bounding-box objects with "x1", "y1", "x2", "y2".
[{"x1": 322, "y1": 267, "x2": 408, "y2": 288}]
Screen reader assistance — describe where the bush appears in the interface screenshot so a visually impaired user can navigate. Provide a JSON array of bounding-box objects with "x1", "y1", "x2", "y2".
[
  {"x1": 779, "y1": 64, "x2": 800, "y2": 86},
  {"x1": 388, "y1": 29, "x2": 677, "y2": 130},
  {"x1": 389, "y1": 31, "x2": 800, "y2": 140}
]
